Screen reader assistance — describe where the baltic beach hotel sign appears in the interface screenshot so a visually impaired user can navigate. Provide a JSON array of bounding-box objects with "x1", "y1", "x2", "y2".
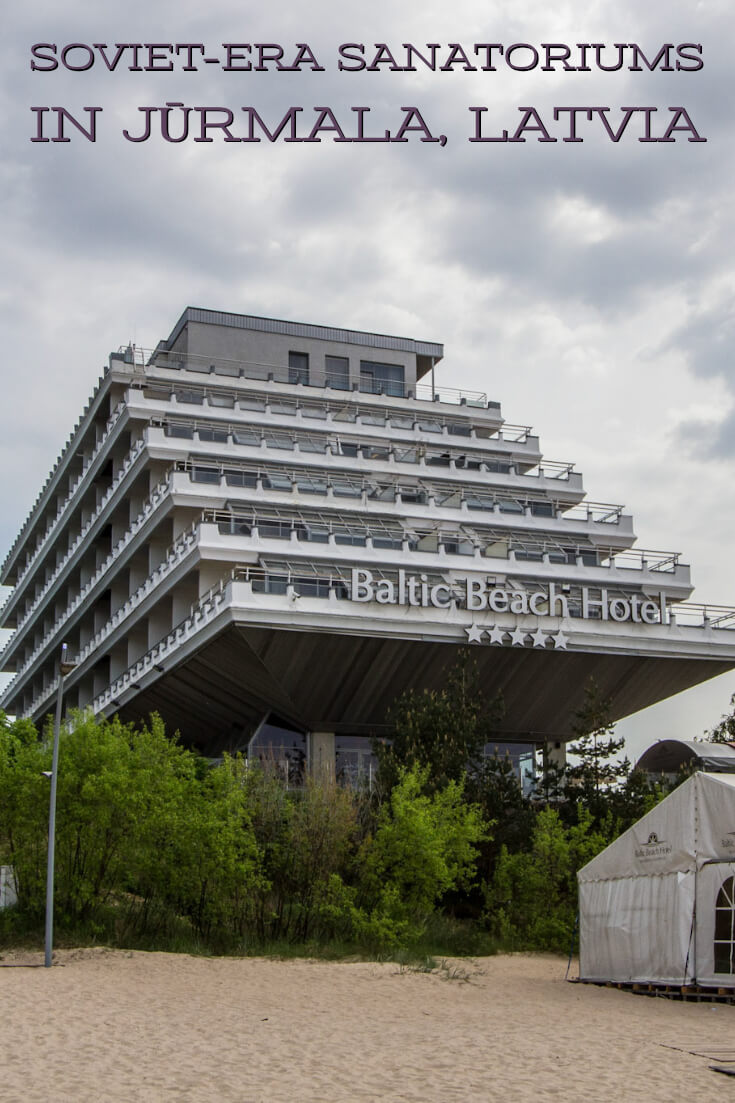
[{"x1": 350, "y1": 569, "x2": 667, "y2": 625}]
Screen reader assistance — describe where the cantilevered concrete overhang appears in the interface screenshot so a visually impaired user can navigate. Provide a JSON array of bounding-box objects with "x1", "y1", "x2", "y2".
[
  {"x1": 75, "y1": 581, "x2": 735, "y2": 755},
  {"x1": 110, "y1": 624, "x2": 735, "y2": 756}
]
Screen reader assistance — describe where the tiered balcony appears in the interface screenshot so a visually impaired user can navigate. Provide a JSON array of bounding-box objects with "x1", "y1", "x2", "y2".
[
  {"x1": 127, "y1": 344, "x2": 497, "y2": 411},
  {"x1": 0, "y1": 437, "x2": 150, "y2": 633}
]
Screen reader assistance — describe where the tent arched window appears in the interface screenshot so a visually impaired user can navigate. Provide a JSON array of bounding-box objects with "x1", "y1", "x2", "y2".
[{"x1": 714, "y1": 875, "x2": 735, "y2": 974}]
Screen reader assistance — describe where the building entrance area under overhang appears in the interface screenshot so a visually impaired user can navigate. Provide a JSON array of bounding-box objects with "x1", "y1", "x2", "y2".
[{"x1": 105, "y1": 620, "x2": 735, "y2": 758}]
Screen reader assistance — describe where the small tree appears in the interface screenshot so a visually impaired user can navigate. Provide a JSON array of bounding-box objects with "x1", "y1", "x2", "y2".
[
  {"x1": 565, "y1": 680, "x2": 628, "y2": 824},
  {"x1": 375, "y1": 649, "x2": 504, "y2": 793},
  {"x1": 486, "y1": 805, "x2": 608, "y2": 951},
  {"x1": 464, "y1": 753, "x2": 534, "y2": 880},
  {"x1": 354, "y1": 765, "x2": 488, "y2": 945},
  {"x1": 709, "y1": 693, "x2": 735, "y2": 744}
]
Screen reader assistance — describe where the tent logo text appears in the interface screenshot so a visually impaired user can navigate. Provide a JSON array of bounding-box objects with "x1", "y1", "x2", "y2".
[{"x1": 635, "y1": 831, "x2": 672, "y2": 860}]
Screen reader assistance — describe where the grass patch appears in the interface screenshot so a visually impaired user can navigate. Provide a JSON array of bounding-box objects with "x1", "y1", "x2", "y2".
[{"x1": 0, "y1": 904, "x2": 505, "y2": 964}]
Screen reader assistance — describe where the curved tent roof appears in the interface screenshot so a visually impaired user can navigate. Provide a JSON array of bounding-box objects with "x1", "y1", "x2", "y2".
[{"x1": 636, "y1": 739, "x2": 735, "y2": 775}]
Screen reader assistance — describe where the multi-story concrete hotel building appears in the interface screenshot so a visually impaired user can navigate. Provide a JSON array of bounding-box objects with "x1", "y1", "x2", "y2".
[{"x1": 2, "y1": 307, "x2": 735, "y2": 780}]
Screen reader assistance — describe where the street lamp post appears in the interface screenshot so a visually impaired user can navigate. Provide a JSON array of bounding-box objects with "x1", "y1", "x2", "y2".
[{"x1": 44, "y1": 642, "x2": 76, "y2": 968}]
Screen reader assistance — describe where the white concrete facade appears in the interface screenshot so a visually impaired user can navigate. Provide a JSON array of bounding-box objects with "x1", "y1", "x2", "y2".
[{"x1": 2, "y1": 307, "x2": 735, "y2": 756}]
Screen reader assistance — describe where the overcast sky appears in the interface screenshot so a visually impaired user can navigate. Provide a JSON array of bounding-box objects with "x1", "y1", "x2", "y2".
[{"x1": 3, "y1": 0, "x2": 735, "y2": 759}]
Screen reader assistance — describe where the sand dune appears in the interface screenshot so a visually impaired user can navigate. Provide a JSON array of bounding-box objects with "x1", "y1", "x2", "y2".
[{"x1": 1, "y1": 950, "x2": 734, "y2": 1101}]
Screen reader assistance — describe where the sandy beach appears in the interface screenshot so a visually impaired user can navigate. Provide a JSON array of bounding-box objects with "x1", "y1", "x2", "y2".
[{"x1": 1, "y1": 950, "x2": 734, "y2": 1101}]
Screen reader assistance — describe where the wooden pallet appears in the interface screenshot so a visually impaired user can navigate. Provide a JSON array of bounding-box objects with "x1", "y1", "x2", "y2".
[{"x1": 571, "y1": 977, "x2": 735, "y2": 1003}]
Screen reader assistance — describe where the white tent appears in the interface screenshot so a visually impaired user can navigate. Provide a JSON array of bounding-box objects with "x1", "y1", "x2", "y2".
[{"x1": 578, "y1": 772, "x2": 735, "y2": 986}]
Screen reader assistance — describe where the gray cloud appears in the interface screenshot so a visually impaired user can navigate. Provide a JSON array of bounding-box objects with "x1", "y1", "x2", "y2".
[{"x1": 2, "y1": 0, "x2": 735, "y2": 757}]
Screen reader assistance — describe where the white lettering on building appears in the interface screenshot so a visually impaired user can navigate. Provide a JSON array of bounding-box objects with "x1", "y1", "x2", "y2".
[{"x1": 348, "y1": 569, "x2": 667, "y2": 625}]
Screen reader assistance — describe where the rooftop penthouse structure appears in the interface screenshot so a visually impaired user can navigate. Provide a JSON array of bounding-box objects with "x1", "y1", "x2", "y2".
[{"x1": 2, "y1": 307, "x2": 735, "y2": 772}]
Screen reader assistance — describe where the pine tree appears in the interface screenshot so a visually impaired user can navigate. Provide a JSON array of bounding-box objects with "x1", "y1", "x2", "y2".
[
  {"x1": 708, "y1": 693, "x2": 735, "y2": 743},
  {"x1": 375, "y1": 649, "x2": 504, "y2": 794},
  {"x1": 565, "y1": 679, "x2": 628, "y2": 824}
]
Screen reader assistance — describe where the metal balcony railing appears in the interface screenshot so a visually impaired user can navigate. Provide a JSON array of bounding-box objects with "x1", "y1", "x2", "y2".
[
  {"x1": 119, "y1": 345, "x2": 494, "y2": 409},
  {"x1": 3, "y1": 401, "x2": 127, "y2": 600}
]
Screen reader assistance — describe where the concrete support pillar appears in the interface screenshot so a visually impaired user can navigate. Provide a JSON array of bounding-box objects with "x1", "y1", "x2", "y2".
[
  {"x1": 149, "y1": 519, "x2": 173, "y2": 573},
  {"x1": 109, "y1": 641, "x2": 129, "y2": 681},
  {"x1": 148, "y1": 460, "x2": 170, "y2": 490},
  {"x1": 110, "y1": 568, "x2": 130, "y2": 615},
  {"x1": 172, "y1": 509, "x2": 194, "y2": 540},
  {"x1": 545, "y1": 740, "x2": 566, "y2": 771},
  {"x1": 172, "y1": 572, "x2": 199, "y2": 625},
  {"x1": 148, "y1": 596, "x2": 173, "y2": 649},
  {"x1": 309, "y1": 731, "x2": 335, "y2": 779},
  {"x1": 198, "y1": 562, "x2": 225, "y2": 598},
  {"x1": 78, "y1": 616, "x2": 93, "y2": 649},
  {"x1": 128, "y1": 477, "x2": 148, "y2": 524},
  {"x1": 92, "y1": 657, "x2": 111, "y2": 700},
  {"x1": 76, "y1": 676, "x2": 93, "y2": 711},
  {"x1": 127, "y1": 620, "x2": 149, "y2": 666},
  {"x1": 93, "y1": 593, "x2": 111, "y2": 634},
  {"x1": 128, "y1": 549, "x2": 149, "y2": 594},
  {"x1": 110, "y1": 507, "x2": 129, "y2": 548}
]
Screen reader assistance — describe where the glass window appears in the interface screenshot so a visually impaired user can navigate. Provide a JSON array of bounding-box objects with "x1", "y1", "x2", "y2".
[
  {"x1": 191, "y1": 466, "x2": 221, "y2": 484},
  {"x1": 293, "y1": 577, "x2": 332, "y2": 598},
  {"x1": 262, "y1": 472, "x2": 293, "y2": 492},
  {"x1": 464, "y1": 494, "x2": 495, "y2": 512},
  {"x1": 257, "y1": 520, "x2": 292, "y2": 540},
  {"x1": 326, "y1": 355, "x2": 350, "y2": 390},
  {"x1": 288, "y1": 351, "x2": 309, "y2": 385},
  {"x1": 334, "y1": 531, "x2": 367, "y2": 546},
  {"x1": 398, "y1": 487, "x2": 426, "y2": 504},
  {"x1": 360, "y1": 360, "x2": 405, "y2": 398},
  {"x1": 249, "y1": 719, "x2": 306, "y2": 788},
  {"x1": 264, "y1": 431, "x2": 294, "y2": 450},
  {"x1": 360, "y1": 412, "x2": 386, "y2": 427},
  {"x1": 165, "y1": 423, "x2": 194, "y2": 439},
  {"x1": 331, "y1": 477, "x2": 362, "y2": 498},
  {"x1": 336, "y1": 735, "x2": 379, "y2": 789},
  {"x1": 208, "y1": 393, "x2": 235, "y2": 408},
  {"x1": 239, "y1": 396, "x2": 266, "y2": 412},
  {"x1": 295, "y1": 474, "x2": 328, "y2": 495},
  {"x1": 233, "y1": 428, "x2": 261, "y2": 446},
  {"x1": 270, "y1": 399, "x2": 297, "y2": 415},
  {"x1": 331, "y1": 440, "x2": 358, "y2": 457},
  {"x1": 224, "y1": 470, "x2": 257, "y2": 488},
  {"x1": 298, "y1": 437, "x2": 328, "y2": 454},
  {"x1": 481, "y1": 743, "x2": 536, "y2": 798},
  {"x1": 298, "y1": 524, "x2": 329, "y2": 544},
  {"x1": 715, "y1": 876, "x2": 735, "y2": 973},
  {"x1": 362, "y1": 445, "x2": 390, "y2": 461},
  {"x1": 175, "y1": 389, "x2": 204, "y2": 405},
  {"x1": 198, "y1": 426, "x2": 229, "y2": 442}
]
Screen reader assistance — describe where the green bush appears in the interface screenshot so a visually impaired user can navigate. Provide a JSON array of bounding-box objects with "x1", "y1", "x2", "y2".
[
  {"x1": 486, "y1": 806, "x2": 607, "y2": 951},
  {"x1": 353, "y1": 766, "x2": 488, "y2": 947}
]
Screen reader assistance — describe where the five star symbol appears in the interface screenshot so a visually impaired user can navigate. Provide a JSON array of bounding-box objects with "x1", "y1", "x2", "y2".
[{"x1": 463, "y1": 623, "x2": 569, "y2": 649}]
